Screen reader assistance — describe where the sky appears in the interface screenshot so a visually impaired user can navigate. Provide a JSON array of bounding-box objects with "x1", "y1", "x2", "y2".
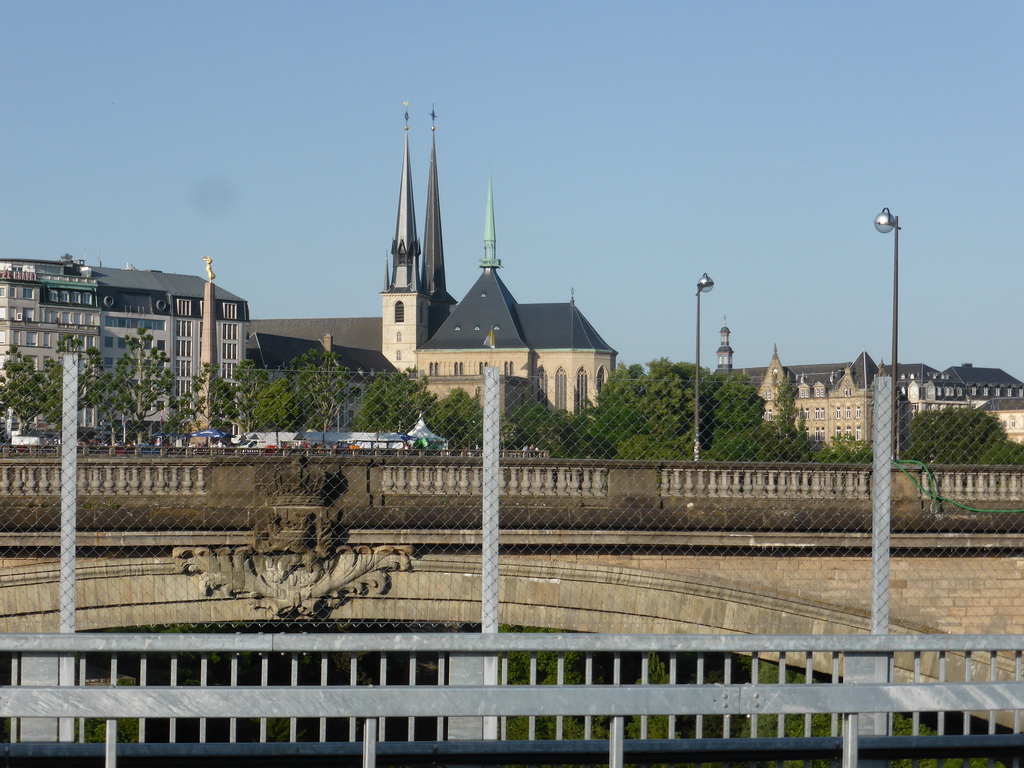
[{"x1": 2, "y1": 1, "x2": 1022, "y2": 377}]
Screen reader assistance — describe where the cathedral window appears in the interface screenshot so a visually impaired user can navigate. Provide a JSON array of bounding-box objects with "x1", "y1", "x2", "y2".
[
  {"x1": 554, "y1": 368, "x2": 567, "y2": 410},
  {"x1": 396, "y1": 332, "x2": 402, "y2": 343},
  {"x1": 536, "y1": 366, "x2": 547, "y2": 402},
  {"x1": 396, "y1": 350, "x2": 402, "y2": 361},
  {"x1": 574, "y1": 368, "x2": 589, "y2": 411},
  {"x1": 596, "y1": 366, "x2": 606, "y2": 393},
  {"x1": 394, "y1": 301, "x2": 405, "y2": 323}
]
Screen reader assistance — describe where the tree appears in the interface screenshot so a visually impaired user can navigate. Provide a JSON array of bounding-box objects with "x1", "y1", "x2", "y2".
[
  {"x1": 38, "y1": 336, "x2": 104, "y2": 430},
  {"x1": 904, "y1": 407, "x2": 1010, "y2": 465},
  {"x1": 230, "y1": 359, "x2": 271, "y2": 433},
  {"x1": 431, "y1": 388, "x2": 482, "y2": 449},
  {"x1": 350, "y1": 373, "x2": 436, "y2": 433},
  {"x1": 0, "y1": 346, "x2": 48, "y2": 432},
  {"x1": 293, "y1": 349, "x2": 350, "y2": 439},
  {"x1": 92, "y1": 328, "x2": 174, "y2": 444},
  {"x1": 253, "y1": 376, "x2": 301, "y2": 434}
]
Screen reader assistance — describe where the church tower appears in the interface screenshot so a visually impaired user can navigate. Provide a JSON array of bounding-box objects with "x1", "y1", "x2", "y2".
[
  {"x1": 716, "y1": 317, "x2": 734, "y2": 372},
  {"x1": 381, "y1": 112, "x2": 428, "y2": 370},
  {"x1": 421, "y1": 115, "x2": 456, "y2": 336}
]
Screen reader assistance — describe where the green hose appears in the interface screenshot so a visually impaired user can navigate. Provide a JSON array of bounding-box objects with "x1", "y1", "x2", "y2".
[{"x1": 894, "y1": 458, "x2": 1024, "y2": 514}]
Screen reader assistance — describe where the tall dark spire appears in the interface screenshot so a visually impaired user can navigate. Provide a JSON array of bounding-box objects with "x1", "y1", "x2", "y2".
[
  {"x1": 390, "y1": 113, "x2": 420, "y2": 292},
  {"x1": 422, "y1": 119, "x2": 455, "y2": 306}
]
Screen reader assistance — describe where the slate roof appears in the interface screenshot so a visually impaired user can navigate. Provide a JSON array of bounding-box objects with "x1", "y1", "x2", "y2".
[
  {"x1": 247, "y1": 317, "x2": 393, "y2": 371},
  {"x1": 980, "y1": 397, "x2": 1024, "y2": 412},
  {"x1": 943, "y1": 365, "x2": 1023, "y2": 388},
  {"x1": 90, "y1": 267, "x2": 244, "y2": 301},
  {"x1": 419, "y1": 268, "x2": 615, "y2": 353}
]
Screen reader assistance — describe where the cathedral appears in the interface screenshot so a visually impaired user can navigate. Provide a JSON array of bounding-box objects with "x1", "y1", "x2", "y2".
[{"x1": 249, "y1": 120, "x2": 616, "y2": 412}]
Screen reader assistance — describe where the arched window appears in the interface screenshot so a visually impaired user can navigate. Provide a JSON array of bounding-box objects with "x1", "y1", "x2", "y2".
[
  {"x1": 554, "y1": 368, "x2": 567, "y2": 410},
  {"x1": 479, "y1": 362, "x2": 485, "y2": 374},
  {"x1": 396, "y1": 349, "x2": 402, "y2": 361},
  {"x1": 394, "y1": 301, "x2": 405, "y2": 323},
  {"x1": 574, "y1": 368, "x2": 589, "y2": 411},
  {"x1": 396, "y1": 331, "x2": 402, "y2": 343},
  {"x1": 536, "y1": 366, "x2": 547, "y2": 402},
  {"x1": 596, "y1": 366, "x2": 606, "y2": 394}
]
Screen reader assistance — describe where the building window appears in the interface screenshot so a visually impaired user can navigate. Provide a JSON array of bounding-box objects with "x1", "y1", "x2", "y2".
[
  {"x1": 396, "y1": 349, "x2": 402, "y2": 361},
  {"x1": 555, "y1": 368, "x2": 567, "y2": 410},
  {"x1": 221, "y1": 342, "x2": 237, "y2": 360},
  {"x1": 835, "y1": 407, "x2": 842, "y2": 419},
  {"x1": 815, "y1": 384, "x2": 825, "y2": 397},
  {"x1": 223, "y1": 302, "x2": 237, "y2": 320},
  {"x1": 454, "y1": 362, "x2": 464, "y2": 376},
  {"x1": 396, "y1": 331, "x2": 402, "y2": 343},
  {"x1": 856, "y1": 406, "x2": 862, "y2": 419},
  {"x1": 24, "y1": 332, "x2": 37, "y2": 347},
  {"x1": 21, "y1": 287, "x2": 34, "y2": 300},
  {"x1": 175, "y1": 299, "x2": 192, "y2": 315},
  {"x1": 222, "y1": 361, "x2": 236, "y2": 379},
  {"x1": 176, "y1": 320, "x2": 193, "y2": 337},
  {"x1": 596, "y1": 367, "x2": 606, "y2": 394},
  {"x1": 845, "y1": 406, "x2": 851, "y2": 419},
  {"x1": 394, "y1": 301, "x2": 405, "y2": 323},
  {"x1": 836, "y1": 426, "x2": 842, "y2": 437},
  {"x1": 855, "y1": 426, "x2": 862, "y2": 440},
  {"x1": 176, "y1": 339, "x2": 192, "y2": 358},
  {"x1": 536, "y1": 366, "x2": 547, "y2": 401},
  {"x1": 222, "y1": 323, "x2": 238, "y2": 341},
  {"x1": 814, "y1": 427, "x2": 825, "y2": 442},
  {"x1": 574, "y1": 369, "x2": 588, "y2": 410}
]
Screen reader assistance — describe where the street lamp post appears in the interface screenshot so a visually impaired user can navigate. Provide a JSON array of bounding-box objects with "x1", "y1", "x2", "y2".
[
  {"x1": 694, "y1": 272, "x2": 714, "y2": 460},
  {"x1": 874, "y1": 208, "x2": 900, "y2": 457}
]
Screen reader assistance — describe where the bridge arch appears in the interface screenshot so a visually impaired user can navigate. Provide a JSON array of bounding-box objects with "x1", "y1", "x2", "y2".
[{"x1": 0, "y1": 554, "x2": 907, "y2": 636}]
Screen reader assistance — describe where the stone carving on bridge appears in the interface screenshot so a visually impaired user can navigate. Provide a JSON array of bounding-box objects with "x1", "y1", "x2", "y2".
[{"x1": 174, "y1": 544, "x2": 414, "y2": 618}]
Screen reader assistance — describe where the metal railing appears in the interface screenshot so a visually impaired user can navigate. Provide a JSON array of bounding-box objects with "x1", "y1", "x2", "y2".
[{"x1": 3, "y1": 632, "x2": 1024, "y2": 767}]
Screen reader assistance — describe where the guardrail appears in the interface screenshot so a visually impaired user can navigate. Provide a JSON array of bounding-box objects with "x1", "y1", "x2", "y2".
[{"x1": 3, "y1": 633, "x2": 1024, "y2": 767}]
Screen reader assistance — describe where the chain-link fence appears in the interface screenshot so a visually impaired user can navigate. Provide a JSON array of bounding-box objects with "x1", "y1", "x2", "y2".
[{"x1": 1, "y1": 354, "x2": 1023, "y2": 637}]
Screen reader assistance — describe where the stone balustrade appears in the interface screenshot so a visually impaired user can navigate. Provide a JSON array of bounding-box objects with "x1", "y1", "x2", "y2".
[
  {"x1": 381, "y1": 464, "x2": 608, "y2": 497},
  {"x1": 0, "y1": 463, "x2": 208, "y2": 496},
  {"x1": 926, "y1": 468, "x2": 1024, "y2": 503},
  {"x1": 660, "y1": 466, "x2": 872, "y2": 500},
  {"x1": 2, "y1": 457, "x2": 1024, "y2": 513}
]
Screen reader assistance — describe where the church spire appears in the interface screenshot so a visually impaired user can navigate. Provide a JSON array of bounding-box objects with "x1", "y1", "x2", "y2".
[
  {"x1": 480, "y1": 176, "x2": 501, "y2": 268},
  {"x1": 422, "y1": 114, "x2": 455, "y2": 305},
  {"x1": 390, "y1": 108, "x2": 420, "y2": 291}
]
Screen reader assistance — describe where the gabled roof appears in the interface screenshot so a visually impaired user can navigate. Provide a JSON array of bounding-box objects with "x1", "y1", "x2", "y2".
[
  {"x1": 420, "y1": 268, "x2": 527, "y2": 350},
  {"x1": 516, "y1": 301, "x2": 616, "y2": 352},
  {"x1": 247, "y1": 317, "x2": 393, "y2": 371}
]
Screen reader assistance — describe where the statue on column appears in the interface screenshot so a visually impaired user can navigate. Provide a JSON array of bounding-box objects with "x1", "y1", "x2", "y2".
[{"x1": 203, "y1": 256, "x2": 216, "y2": 282}]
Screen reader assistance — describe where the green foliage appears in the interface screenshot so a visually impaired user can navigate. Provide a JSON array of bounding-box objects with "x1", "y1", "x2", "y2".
[
  {"x1": 904, "y1": 407, "x2": 1012, "y2": 465},
  {"x1": 293, "y1": 348, "x2": 350, "y2": 436},
  {"x1": 0, "y1": 346, "x2": 49, "y2": 429},
  {"x1": 254, "y1": 376, "x2": 302, "y2": 432},
  {"x1": 350, "y1": 373, "x2": 436, "y2": 433},
  {"x1": 815, "y1": 435, "x2": 873, "y2": 463},
  {"x1": 431, "y1": 388, "x2": 482, "y2": 448},
  {"x1": 91, "y1": 328, "x2": 175, "y2": 444}
]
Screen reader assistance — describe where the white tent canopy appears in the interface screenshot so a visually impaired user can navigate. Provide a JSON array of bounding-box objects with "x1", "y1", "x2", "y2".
[{"x1": 406, "y1": 414, "x2": 447, "y2": 448}]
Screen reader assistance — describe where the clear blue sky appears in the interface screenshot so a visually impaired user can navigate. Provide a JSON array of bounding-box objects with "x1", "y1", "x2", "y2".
[{"x1": 2, "y1": 1, "x2": 1022, "y2": 377}]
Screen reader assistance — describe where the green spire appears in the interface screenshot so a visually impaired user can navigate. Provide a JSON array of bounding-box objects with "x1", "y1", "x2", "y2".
[{"x1": 480, "y1": 176, "x2": 501, "y2": 268}]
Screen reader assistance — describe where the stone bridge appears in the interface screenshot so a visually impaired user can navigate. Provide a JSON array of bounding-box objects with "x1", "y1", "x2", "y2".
[{"x1": 1, "y1": 455, "x2": 1023, "y2": 636}]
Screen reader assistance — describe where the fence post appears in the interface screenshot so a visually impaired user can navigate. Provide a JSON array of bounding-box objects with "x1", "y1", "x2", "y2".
[
  {"x1": 449, "y1": 366, "x2": 501, "y2": 743},
  {"x1": 848, "y1": 374, "x2": 894, "y2": 762},
  {"x1": 59, "y1": 353, "x2": 79, "y2": 742},
  {"x1": 870, "y1": 374, "x2": 892, "y2": 635}
]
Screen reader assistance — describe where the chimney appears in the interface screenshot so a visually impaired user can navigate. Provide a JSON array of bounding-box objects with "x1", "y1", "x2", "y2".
[{"x1": 322, "y1": 333, "x2": 333, "y2": 352}]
